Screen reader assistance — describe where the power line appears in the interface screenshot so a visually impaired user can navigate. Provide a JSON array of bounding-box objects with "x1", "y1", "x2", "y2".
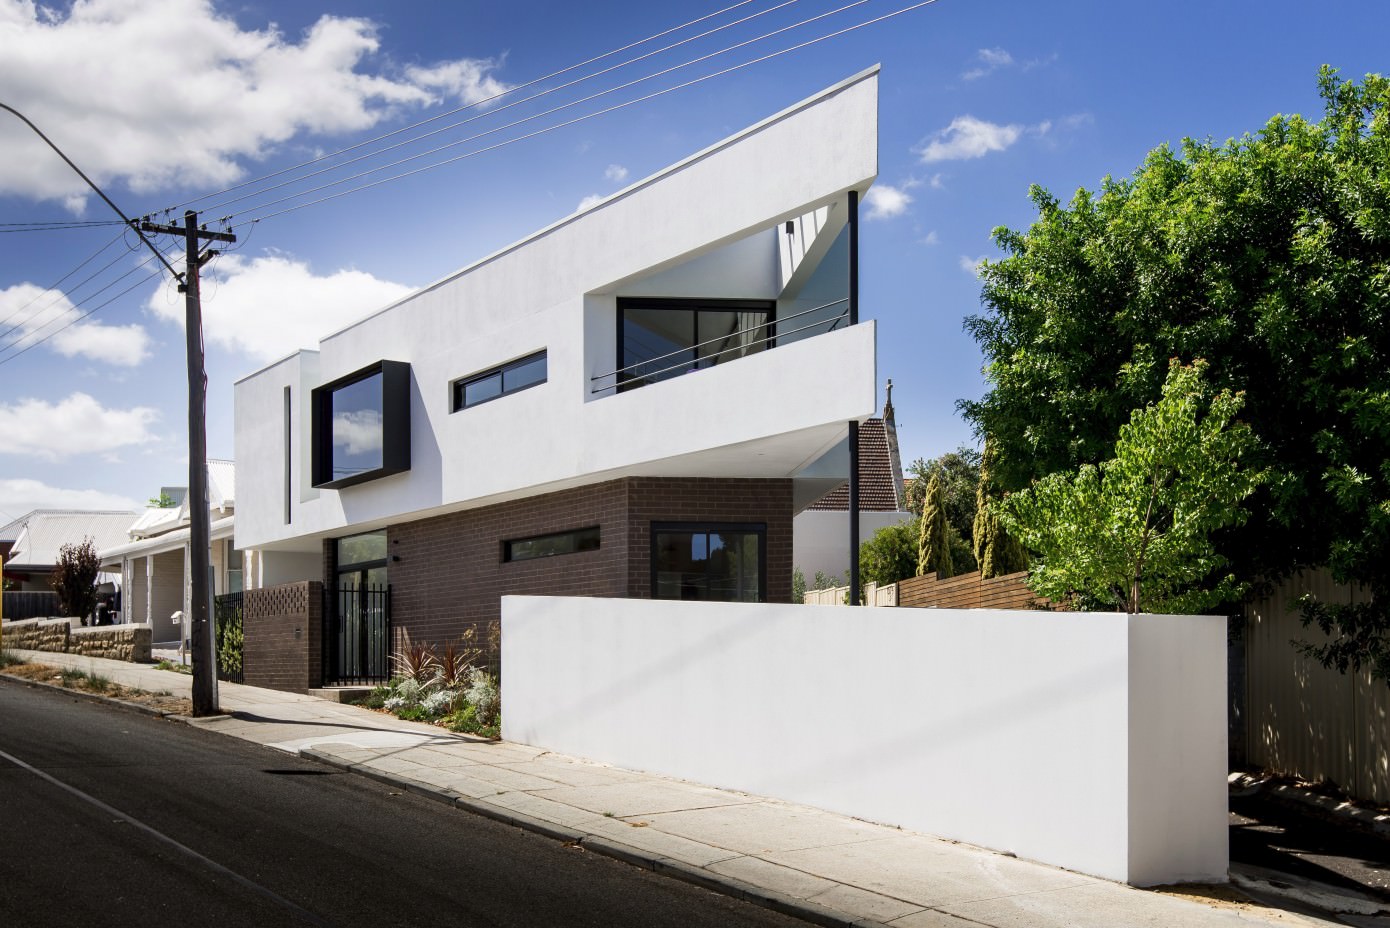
[
  {"x1": 0, "y1": 219, "x2": 127, "y2": 233},
  {"x1": 238, "y1": 0, "x2": 939, "y2": 227},
  {"x1": 0, "y1": 260, "x2": 165, "y2": 367},
  {"x1": 212, "y1": 0, "x2": 884, "y2": 225},
  {"x1": 0, "y1": 228, "x2": 130, "y2": 333},
  {"x1": 188, "y1": 0, "x2": 803, "y2": 221},
  {"x1": 152, "y1": 0, "x2": 771, "y2": 217}
]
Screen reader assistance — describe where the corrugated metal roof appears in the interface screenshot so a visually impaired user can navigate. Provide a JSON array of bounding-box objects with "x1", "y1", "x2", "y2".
[
  {"x1": 128, "y1": 506, "x2": 184, "y2": 538},
  {"x1": 208, "y1": 459, "x2": 235, "y2": 511},
  {"x1": 806, "y1": 418, "x2": 904, "y2": 512},
  {"x1": 5, "y1": 510, "x2": 138, "y2": 568}
]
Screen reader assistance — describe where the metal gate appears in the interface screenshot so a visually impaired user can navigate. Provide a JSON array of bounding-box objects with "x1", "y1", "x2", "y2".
[
  {"x1": 323, "y1": 584, "x2": 391, "y2": 685},
  {"x1": 212, "y1": 591, "x2": 244, "y2": 684}
]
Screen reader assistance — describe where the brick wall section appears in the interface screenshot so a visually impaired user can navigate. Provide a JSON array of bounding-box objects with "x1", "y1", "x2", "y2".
[
  {"x1": 625, "y1": 477, "x2": 793, "y2": 602},
  {"x1": 382, "y1": 476, "x2": 793, "y2": 655},
  {"x1": 388, "y1": 480, "x2": 631, "y2": 652},
  {"x1": 243, "y1": 581, "x2": 322, "y2": 692},
  {"x1": 896, "y1": 570, "x2": 1056, "y2": 610}
]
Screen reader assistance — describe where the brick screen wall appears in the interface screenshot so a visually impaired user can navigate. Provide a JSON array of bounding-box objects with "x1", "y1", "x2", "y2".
[{"x1": 243, "y1": 580, "x2": 323, "y2": 692}]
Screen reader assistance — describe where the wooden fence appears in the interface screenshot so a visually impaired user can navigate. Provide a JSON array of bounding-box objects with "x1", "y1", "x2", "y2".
[{"x1": 897, "y1": 570, "x2": 1054, "y2": 610}]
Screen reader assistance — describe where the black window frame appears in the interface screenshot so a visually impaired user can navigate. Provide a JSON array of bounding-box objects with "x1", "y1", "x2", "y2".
[
  {"x1": 502, "y1": 525, "x2": 601, "y2": 563},
  {"x1": 451, "y1": 349, "x2": 548, "y2": 412},
  {"x1": 310, "y1": 360, "x2": 412, "y2": 490},
  {"x1": 649, "y1": 521, "x2": 768, "y2": 603},
  {"x1": 616, "y1": 298, "x2": 776, "y2": 392}
]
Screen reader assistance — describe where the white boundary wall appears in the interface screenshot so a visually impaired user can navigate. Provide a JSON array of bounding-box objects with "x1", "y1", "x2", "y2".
[{"x1": 501, "y1": 597, "x2": 1227, "y2": 886}]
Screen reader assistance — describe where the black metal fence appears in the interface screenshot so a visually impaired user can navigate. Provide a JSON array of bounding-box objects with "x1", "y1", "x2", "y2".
[
  {"x1": 2, "y1": 591, "x2": 60, "y2": 621},
  {"x1": 213, "y1": 591, "x2": 244, "y2": 684},
  {"x1": 323, "y1": 584, "x2": 391, "y2": 686}
]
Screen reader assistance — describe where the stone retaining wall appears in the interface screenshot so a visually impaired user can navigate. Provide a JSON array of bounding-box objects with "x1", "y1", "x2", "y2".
[{"x1": 2, "y1": 618, "x2": 151, "y2": 663}]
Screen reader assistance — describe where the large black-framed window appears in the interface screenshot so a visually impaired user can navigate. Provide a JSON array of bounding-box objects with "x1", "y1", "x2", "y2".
[
  {"x1": 311, "y1": 360, "x2": 411, "y2": 490},
  {"x1": 451, "y1": 350, "x2": 547, "y2": 412},
  {"x1": 651, "y1": 522, "x2": 766, "y2": 602},
  {"x1": 617, "y1": 298, "x2": 775, "y2": 391}
]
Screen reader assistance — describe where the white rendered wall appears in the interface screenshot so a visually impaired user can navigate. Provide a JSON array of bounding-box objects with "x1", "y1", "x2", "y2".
[
  {"x1": 502, "y1": 597, "x2": 1228, "y2": 886},
  {"x1": 793, "y1": 508, "x2": 914, "y2": 583},
  {"x1": 234, "y1": 70, "x2": 879, "y2": 550}
]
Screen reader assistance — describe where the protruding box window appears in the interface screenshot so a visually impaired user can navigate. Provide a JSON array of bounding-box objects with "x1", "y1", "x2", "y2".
[{"x1": 311, "y1": 360, "x2": 411, "y2": 490}]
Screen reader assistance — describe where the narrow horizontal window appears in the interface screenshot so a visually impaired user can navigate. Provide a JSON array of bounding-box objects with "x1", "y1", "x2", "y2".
[
  {"x1": 453, "y1": 350, "x2": 547, "y2": 412},
  {"x1": 503, "y1": 525, "x2": 600, "y2": 563}
]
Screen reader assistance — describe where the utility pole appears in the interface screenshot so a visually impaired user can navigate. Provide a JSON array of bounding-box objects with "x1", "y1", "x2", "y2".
[{"x1": 140, "y1": 211, "x2": 235, "y2": 716}]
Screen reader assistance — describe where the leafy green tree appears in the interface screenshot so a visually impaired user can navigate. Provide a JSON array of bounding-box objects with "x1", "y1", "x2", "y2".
[
  {"x1": 917, "y1": 472, "x2": 953, "y2": 579},
  {"x1": 50, "y1": 537, "x2": 100, "y2": 621},
  {"x1": 997, "y1": 361, "x2": 1262, "y2": 613},
  {"x1": 859, "y1": 519, "x2": 919, "y2": 588},
  {"x1": 962, "y1": 69, "x2": 1390, "y2": 667},
  {"x1": 147, "y1": 491, "x2": 177, "y2": 509}
]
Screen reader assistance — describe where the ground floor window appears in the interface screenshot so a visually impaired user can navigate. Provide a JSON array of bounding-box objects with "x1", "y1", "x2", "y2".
[{"x1": 651, "y1": 523, "x2": 765, "y2": 602}]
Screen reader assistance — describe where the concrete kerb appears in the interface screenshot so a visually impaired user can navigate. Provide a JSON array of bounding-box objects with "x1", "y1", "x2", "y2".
[
  {"x1": 1231, "y1": 772, "x2": 1390, "y2": 839},
  {"x1": 299, "y1": 746, "x2": 891, "y2": 928}
]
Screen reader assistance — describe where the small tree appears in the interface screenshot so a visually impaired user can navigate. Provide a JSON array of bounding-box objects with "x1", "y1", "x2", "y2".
[
  {"x1": 973, "y1": 440, "x2": 1028, "y2": 579},
  {"x1": 859, "y1": 519, "x2": 920, "y2": 588},
  {"x1": 998, "y1": 359, "x2": 1262, "y2": 614},
  {"x1": 50, "y1": 537, "x2": 100, "y2": 621},
  {"x1": 917, "y1": 472, "x2": 952, "y2": 578},
  {"x1": 147, "y1": 491, "x2": 177, "y2": 509}
]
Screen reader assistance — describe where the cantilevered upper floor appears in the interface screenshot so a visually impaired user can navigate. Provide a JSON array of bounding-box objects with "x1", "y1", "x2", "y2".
[{"x1": 235, "y1": 67, "x2": 881, "y2": 551}]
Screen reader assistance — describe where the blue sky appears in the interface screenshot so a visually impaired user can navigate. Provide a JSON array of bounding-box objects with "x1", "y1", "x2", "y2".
[{"x1": 0, "y1": 0, "x2": 1385, "y2": 522}]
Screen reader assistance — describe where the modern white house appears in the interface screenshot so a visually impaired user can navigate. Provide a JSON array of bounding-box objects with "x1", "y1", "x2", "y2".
[{"x1": 234, "y1": 68, "x2": 880, "y2": 685}]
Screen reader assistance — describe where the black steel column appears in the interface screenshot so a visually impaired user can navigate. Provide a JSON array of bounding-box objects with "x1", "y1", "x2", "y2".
[{"x1": 847, "y1": 189, "x2": 860, "y2": 604}]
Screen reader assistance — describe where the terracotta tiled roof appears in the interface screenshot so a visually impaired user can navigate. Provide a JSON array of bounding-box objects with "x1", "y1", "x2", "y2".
[{"x1": 807, "y1": 418, "x2": 903, "y2": 512}]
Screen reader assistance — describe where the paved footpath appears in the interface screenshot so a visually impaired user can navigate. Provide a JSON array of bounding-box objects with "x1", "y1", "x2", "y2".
[{"x1": 6, "y1": 649, "x2": 1326, "y2": 928}]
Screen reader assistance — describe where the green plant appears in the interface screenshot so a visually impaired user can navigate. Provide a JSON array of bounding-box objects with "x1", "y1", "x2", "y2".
[
  {"x1": 396, "y1": 704, "x2": 430, "y2": 722},
  {"x1": 445, "y1": 703, "x2": 500, "y2": 739},
  {"x1": 998, "y1": 360, "x2": 1262, "y2": 614},
  {"x1": 792, "y1": 566, "x2": 806, "y2": 602},
  {"x1": 147, "y1": 491, "x2": 177, "y2": 508},
  {"x1": 60, "y1": 667, "x2": 85, "y2": 686},
  {"x1": 156, "y1": 659, "x2": 192, "y2": 675},
  {"x1": 858, "y1": 520, "x2": 919, "y2": 588},
  {"x1": 436, "y1": 632, "x2": 479, "y2": 689},
  {"x1": 0, "y1": 649, "x2": 24, "y2": 668},
  {"x1": 390, "y1": 628, "x2": 439, "y2": 682},
  {"x1": 361, "y1": 684, "x2": 391, "y2": 709},
  {"x1": 49, "y1": 537, "x2": 100, "y2": 621},
  {"x1": 917, "y1": 471, "x2": 952, "y2": 578},
  {"x1": 86, "y1": 672, "x2": 111, "y2": 693}
]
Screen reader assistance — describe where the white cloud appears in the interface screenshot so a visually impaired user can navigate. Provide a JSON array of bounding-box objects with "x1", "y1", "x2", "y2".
[
  {"x1": 144, "y1": 253, "x2": 412, "y2": 362},
  {"x1": 333, "y1": 410, "x2": 383, "y2": 455},
  {"x1": 0, "y1": 0, "x2": 510, "y2": 208},
  {"x1": 864, "y1": 184, "x2": 913, "y2": 221},
  {"x1": 405, "y1": 57, "x2": 509, "y2": 106},
  {"x1": 0, "y1": 477, "x2": 142, "y2": 515},
  {"x1": 919, "y1": 231, "x2": 940, "y2": 246},
  {"x1": 915, "y1": 116, "x2": 1023, "y2": 163},
  {"x1": 959, "y1": 255, "x2": 989, "y2": 276},
  {"x1": 604, "y1": 164, "x2": 629, "y2": 183},
  {"x1": 576, "y1": 193, "x2": 604, "y2": 212},
  {"x1": 927, "y1": 173, "x2": 945, "y2": 189},
  {"x1": 0, "y1": 393, "x2": 159, "y2": 460},
  {"x1": 0, "y1": 283, "x2": 150, "y2": 366},
  {"x1": 962, "y1": 47, "x2": 1014, "y2": 81}
]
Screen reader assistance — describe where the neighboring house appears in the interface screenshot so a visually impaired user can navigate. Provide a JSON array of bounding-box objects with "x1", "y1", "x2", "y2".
[
  {"x1": 98, "y1": 460, "x2": 319, "y2": 644},
  {"x1": 793, "y1": 382, "x2": 912, "y2": 583},
  {"x1": 234, "y1": 69, "x2": 881, "y2": 685},
  {"x1": 1, "y1": 510, "x2": 136, "y2": 593}
]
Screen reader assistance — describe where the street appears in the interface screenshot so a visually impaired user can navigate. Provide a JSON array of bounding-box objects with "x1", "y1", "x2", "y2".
[{"x1": 0, "y1": 679, "x2": 805, "y2": 928}]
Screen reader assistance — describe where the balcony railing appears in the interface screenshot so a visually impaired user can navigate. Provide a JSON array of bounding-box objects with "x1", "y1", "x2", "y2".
[{"x1": 590, "y1": 297, "x2": 849, "y2": 396}]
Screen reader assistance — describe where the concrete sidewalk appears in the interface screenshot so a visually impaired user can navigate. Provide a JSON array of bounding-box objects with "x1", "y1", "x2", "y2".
[{"x1": 5, "y1": 649, "x2": 1319, "y2": 928}]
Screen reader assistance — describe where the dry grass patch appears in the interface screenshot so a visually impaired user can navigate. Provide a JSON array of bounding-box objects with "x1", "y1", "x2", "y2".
[{"x1": 1, "y1": 658, "x2": 193, "y2": 716}]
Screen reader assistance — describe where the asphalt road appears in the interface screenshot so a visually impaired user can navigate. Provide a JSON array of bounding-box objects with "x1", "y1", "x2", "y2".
[
  {"x1": 0, "y1": 679, "x2": 806, "y2": 928},
  {"x1": 1230, "y1": 790, "x2": 1390, "y2": 901}
]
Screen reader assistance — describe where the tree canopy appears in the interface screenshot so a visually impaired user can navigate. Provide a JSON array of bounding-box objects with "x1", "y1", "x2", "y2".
[
  {"x1": 998, "y1": 360, "x2": 1262, "y2": 613},
  {"x1": 961, "y1": 68, "x2": 1390, "y2": 669}
]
